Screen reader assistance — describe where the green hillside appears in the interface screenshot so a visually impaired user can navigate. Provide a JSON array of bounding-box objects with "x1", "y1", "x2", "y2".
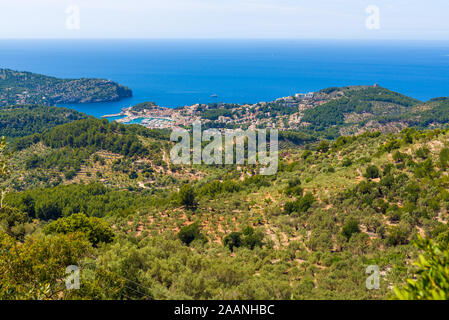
[
  {"x1": 0, "y1": 68, "x2": 132, "y2": 106},
  {"x1": 1, "y1": 113, "x2": 448, "y2": 299},
  {"x1": 0, "y1": 104, "x2": 90, "y2": 138},
  {"x1": 302, "y1": 86, "x2": 421, "y2": 135}
]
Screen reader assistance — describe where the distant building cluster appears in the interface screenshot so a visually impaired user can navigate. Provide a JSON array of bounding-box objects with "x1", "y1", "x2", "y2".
[{"x1": 104, "y1": 90, "x2": 327, "y2": 130}]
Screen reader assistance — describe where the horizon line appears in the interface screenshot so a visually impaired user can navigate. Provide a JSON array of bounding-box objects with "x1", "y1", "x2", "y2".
[{"x1": 0, "y1": 37, "x2": 449, "y2": 42}]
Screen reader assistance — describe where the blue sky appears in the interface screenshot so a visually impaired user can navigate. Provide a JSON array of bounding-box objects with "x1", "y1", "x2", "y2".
[{"x1": 1, "y1": 0, "x2": 448, "y2": 39}]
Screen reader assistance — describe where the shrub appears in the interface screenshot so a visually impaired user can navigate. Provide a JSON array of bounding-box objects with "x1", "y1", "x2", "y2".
[
  {"x1": 416, "y1": 147, "x2": 430, "y2": 160},
  {"x1": 342, "y1": 157, "x2": 352, "y2": 167},
  {"x1": 341, "y1": 219, "x2": 360, "y2": 240},
  {"x1": 392, "y1": 151, "x2": 405, "y2": 163},
  {"x1": 178, "y1": 184, "x2": 196, "y2": 208},
  {"x1": 383, "y1": 139, "x2": 401, "y2": 153},
  {"x1": 242, "y1": 229, "x2": 264, "y2": 250},
  {"x1": 364, "y1": 165, "x2": 380, "y2": 179},
  {"x1": 223, "y1": 232, "x2": 243, "y2": 252},
  {"x1": 317, "y1": 141, "x2": 330, "y2": 153},
  {"x1": 64, "y1": 170, "x2": 77, "y2": 180},
  {"x1": 386, "y1": 226, "x2": 409, "y2": 246},
  {"x1": 380, "y1": 175, "x2": 394, "y2": 188},
  {"x1": 301, "y1": 150, "x2": 312, "y2": 160},
  {"x1": 284, "y1": 193, "x2": 315, "y2": 215},
  {"x1": 439, "y1": 148, "x2": 449, "y2": 168},
  {"x1": 43, "y1": 212, "x2": 114, "y2": 246},
  {"x1": 296, "y1": 193, "x2": 315, "y2": 213},
  {"x1": 178, "y1": 223, "x2": 206, "y2": 246},
  {"x1": 0, "y1": 207, "x2": 29, "y2": 238},
  {"x1": 223, "y1": 227, "x2": 264, "y2": 251},
  {"x1": 285, "y1": 178, "x2": 303, "y2": 196},
  {"x1": 284, "y1": 201, "x2": 296, "y2": 215},
  {"x1": 394, "y1": 236, "x2": 449, "y2": 300}
]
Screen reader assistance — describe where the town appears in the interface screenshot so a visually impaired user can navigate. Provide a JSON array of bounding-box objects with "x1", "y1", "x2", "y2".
[{"x1": 101, "y1": 90, "x2": 335, "y2": 130}]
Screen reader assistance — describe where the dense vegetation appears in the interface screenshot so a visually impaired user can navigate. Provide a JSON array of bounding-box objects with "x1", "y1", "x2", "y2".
[
  {"x1": 0, "y1": 68, "x2": 132, "y2": 106},
  {"x1": 0, "y1": 105, "x2": 89, "y2": 138},
  {"x1": 5, "y1": 183, "x2": 151, "y2": 220},
  {"x1": 302, "y1": 87, "x2": 420, "y2": 133},
  {"x1": 394, "y1": 236, "x2": 449, "y2": 300},
  {"x1": 1, "y1": 120, "x2": 449, "y2": 299},
  {"x1": 1, "y1": 86, "x2": 449, "y2": 300},
  {"x1": 39, "y1": 119, "x2": 149, "y2": 157},
  {"x1": 7, "y1": 118, "x2": 171, "y2": 184}
]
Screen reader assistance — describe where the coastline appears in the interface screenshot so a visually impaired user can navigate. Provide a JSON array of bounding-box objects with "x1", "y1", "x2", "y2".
[{"x1": 99, "y1": 89, "x2": 321, "y2": 130}]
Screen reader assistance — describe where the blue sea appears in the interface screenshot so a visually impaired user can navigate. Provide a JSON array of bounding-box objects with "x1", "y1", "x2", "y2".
[{"x1": 1, "y1": 39, "x2": 449, "y2": 118}]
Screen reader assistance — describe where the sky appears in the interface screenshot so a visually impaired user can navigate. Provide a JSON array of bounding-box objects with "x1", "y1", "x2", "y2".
[{"x1": 1, "y1": 0, "x2": 448, "y2": 40}]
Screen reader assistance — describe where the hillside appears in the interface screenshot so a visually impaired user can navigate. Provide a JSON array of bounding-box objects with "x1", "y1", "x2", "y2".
[
  {"x1": 0, "y1": 68, "x2": 132, "y2": 106},
  {"x1": 0, "y1": 104, "x2": 90, "y2": 138},
  {"x1": 1, "y1": 115, "x2": 449, "y2": 299},
  {"x1": 301, "y1": 86, "x2": 421, "y2": 136},
  {"x1": 5, "y1": 118, "x2": 176, "y2": 191}
]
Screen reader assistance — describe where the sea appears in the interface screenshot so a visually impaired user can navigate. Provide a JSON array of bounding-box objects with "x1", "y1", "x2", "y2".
[{"x1": 1, "y1": 39, "x2": 449, "y2": 118}]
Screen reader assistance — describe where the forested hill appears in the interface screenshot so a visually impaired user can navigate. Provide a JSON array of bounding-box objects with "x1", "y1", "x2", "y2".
[
  {"x1": 300, "y1": 86, "x2": 425, "y2": 137},
  {"x1": 300, "y1": 86, "x2": 449, "y2": 138},
  {"x1": 302, "y1": 86, "x2": 421, "y2": 130},
  {"x1": 0, "y1": 105, "x2": 90, "y2": 138},
  {"x1": 0, "y1": 68, "x2": 132, "y2": 106},
  {"x1": 6, "y1": 118, "x2": 172, "y2": 191}
]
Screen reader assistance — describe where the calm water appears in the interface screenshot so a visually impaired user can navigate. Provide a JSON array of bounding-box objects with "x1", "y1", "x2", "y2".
[{"x1": 1, "y1": 39, "x2": 449, "y2": 118}]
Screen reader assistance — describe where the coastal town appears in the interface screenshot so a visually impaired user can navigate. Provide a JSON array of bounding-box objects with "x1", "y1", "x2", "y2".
[{"x1": 102, "y1": 89, "x2": 338, "y2": 130}]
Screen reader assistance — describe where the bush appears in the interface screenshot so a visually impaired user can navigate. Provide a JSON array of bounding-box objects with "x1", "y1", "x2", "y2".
[
  {"x1": 242, "y1": 227, "x2": 264, "y2": 250},
  {"x1": 342, "y1": 157, "x2": 352, "y2": 167},
  {"x1": 0, "y1": 207, "x2": 29, "y2": 238},
  {"x1": 296, "y1": 193, "x2": 315, "y2": 213},
  {"x1": 64, "y1": 170, "x2": 77, "y2": 180},
  {"x1": 439, "y1": 148, "x2": 449, "y2": 168},
  {"x1": 317, "y1": 141, "x2": 330, "y2": 153},
  {"x1": 178, "y1": 223, "x2": 206, "y2": 246},
  {"x1": 341, "y1": 219, "x2": 360, "y2": 240},
  {"x1": 284, "y1": 193, "x2": 315, "y2": 214},
  {"x1": 43, "y1": 212, "x2": 114, "y2": 246},
  {"x1": 223, "y1": 227, "x2": 264, "y2": 251},
  {"x1": 364, "y1": 165, "x2": 380, "y2": 179},
  {"x1": 394, "y1": 236, "x2": 449, "y2": 300},
  {"x1": 223, "y1": 232, "x2": 243, "y2": 252},
  {"x1": 386, "y1": 226, "x2": 409, "y2": 246},
  {"x1": 392, "y1": 151, "x2": 405, "y2": 163},
  {"x1": 178, "y1": 184, "x2": 196, "y2": 208},
  {"x1": 284, "y1": 201, "x2": 296, "y2": 215},
  {"x1": 301, "y1": 150, "x2": 312, "y2": 160},
  {"x1": 380, "y1": 175, "x2": 395, "y2": 188},
  {"x1": 383, "y1": 139, "x2": 401, "y2": 153},
  {"x1": 416, "y1": 147, "x2": 430, "y2": 160},
  {"x1": 285, "y1": 178, "x2": 303, "y2": 196}
]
